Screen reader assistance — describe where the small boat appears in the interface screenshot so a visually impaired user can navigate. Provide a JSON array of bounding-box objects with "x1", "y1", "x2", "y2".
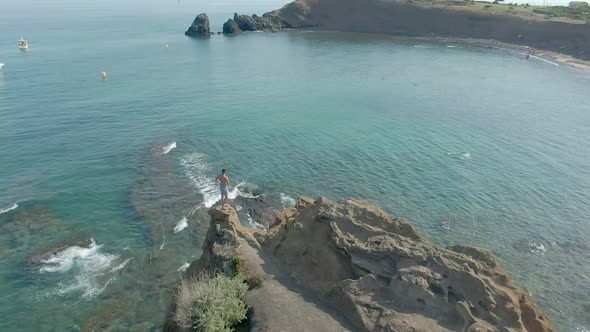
[
  {"x1": 18, "y1": 38, "x2": 28, "y2": 50},
  {"x1": 0, "y1": 63, "x2": 4, "y2": 70}
]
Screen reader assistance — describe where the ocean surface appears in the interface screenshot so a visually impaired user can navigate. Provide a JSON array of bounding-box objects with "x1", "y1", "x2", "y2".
[{"x1": 1, "y1": 0, "x2": 589, "y2": 330}]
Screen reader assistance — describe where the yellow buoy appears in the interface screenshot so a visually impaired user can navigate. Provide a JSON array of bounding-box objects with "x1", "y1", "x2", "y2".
[{"x1": 101, "y1": 71, "x2": 107, "y2": 80}]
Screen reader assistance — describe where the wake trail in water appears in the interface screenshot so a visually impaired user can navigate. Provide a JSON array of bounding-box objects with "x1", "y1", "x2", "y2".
[
  {"x1": 162, "y1": 141, "x2": 177, "y2": 155},
  {"x1": 0, "y1": 203, "x2": 18, "y2": 215},
  {"x1": 524, "y1": 54, "x2": 560, "y2": 66},
  {"x1": 39, "y1": 239, "x2": 128, "y2": 299}
]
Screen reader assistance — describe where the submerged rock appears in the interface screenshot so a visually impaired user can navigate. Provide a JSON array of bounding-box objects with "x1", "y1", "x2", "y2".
[
  {"x1": 27, "y1": 238, "x2": 94, "y2": 265},
  {"x1": 185, "y1": 13, "x2": 211, "y2": 36},
  {"x1": 170, "y1": 197, "x2": 557, "y2": 332}
]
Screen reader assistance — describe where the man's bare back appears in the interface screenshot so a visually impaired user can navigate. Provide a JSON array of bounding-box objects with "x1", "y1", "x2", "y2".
[
  {"x1": 216, "y1": 169, "x2": 230, "y2": 207},
  {"x1": 217, "y1": 174, "x2": 230, "y2": 187}
]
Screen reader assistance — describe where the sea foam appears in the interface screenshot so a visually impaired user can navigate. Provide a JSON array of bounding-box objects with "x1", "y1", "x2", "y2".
[
  {"x1": 162, "y1": 141, "x2": 177, "y2": 155},
  {"x1": 39, "y1": 239, "x2": 126, "y2": 299},
  {"x1": 280, "y1": 193, "x2": 296, "y2": 208},
  {"x1": 0, "y1": 203, "x2": 17, "y2": 215},
  {"x1": 174, "y1": 217, "x2": 188, "y2": 233},
  {"x1": 246, "y1": 213, "x2": 266, "y2": 230},
  {"x1": 180, "y1": 152, "x2": 257, "y2": 208},
  {"x1": 178, "y1": 262, "x2": 190, "y2": 272}
]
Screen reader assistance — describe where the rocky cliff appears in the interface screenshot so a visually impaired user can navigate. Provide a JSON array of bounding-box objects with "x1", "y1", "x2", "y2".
[
  {"x1": 194, "y1": 0, "x2": 590, "y2": 60},
  {"x1": 168, "y1": 197, "x2": 556, "y2": 332}
]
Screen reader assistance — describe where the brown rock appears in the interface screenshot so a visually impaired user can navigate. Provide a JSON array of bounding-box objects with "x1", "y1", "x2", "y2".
[{"x1": 172, "y1": 198, "x2": 556, "y2": 332}]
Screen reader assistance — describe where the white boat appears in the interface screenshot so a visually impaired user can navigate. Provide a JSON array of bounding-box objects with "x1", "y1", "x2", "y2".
[{"x1": 18, "y1": 38, "x2": 28, "y2": 50}]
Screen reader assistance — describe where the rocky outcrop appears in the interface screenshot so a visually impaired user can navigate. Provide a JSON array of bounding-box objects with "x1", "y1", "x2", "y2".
[
  {"x1": 223, "y1": 19, "x2": 242, "y2": 34},
  {"x1": 219, "y1": 12, "x2": 294, "y2": 34},
  {"x1": 171, "y1": 196, "x2": 556, "y2": 332},
  {"x1": 232, "y1": 12, "x2": 293, "y2": 32},
  {"x1": 185, "y1": 13, "x2": 211, "y2": 36},
  {"x1": 208, "y1": 0, "x2": 590, "y2": 60},
  {"x1": 27, "y1": 238, "x2": 93, "y2": 265}
]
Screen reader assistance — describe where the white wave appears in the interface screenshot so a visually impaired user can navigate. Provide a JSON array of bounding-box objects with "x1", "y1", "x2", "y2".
[
  {"x1": 246, "y1": 213, "x2": 266, "y2": 230},
  {"x1": 180, "y1": 152, "x2": 257, "y2": 208},
  {"x1": 412, "y1": 45, "x2": 429, "y2": 48},
  {"x1": 180, "y1": 152, "x2": 220, "y2": 208},
  {"x1": 529, "y1": 242, "x2": 546, "y2": 255},
  {"x1": 178, "y1": 262, "x2": 190, "y2": 272},
  {"x1": 174, "y1": 217, "x2": 188, "y2": 233},
  {"x1": 0, "y1": 63, "x2": 4, "y2": 70},
  {"x1": 446, "y1": 45, "x2": 457, "y2": 48},
  {"x1": 0, "y1": 202, "x2": 17, "y2": 215},
  {"x1": 160, "y1": 235, "x2": 166, "y2": 250},
  {"x1": 162, "y1": 141, "x2": 177, "y2": 155},
  {"x1": 460, "y1": 152, "x2": 471, "y2": 160},
  {"x1": 39, "y1": 239, "x2": 125, "y2": 299},
  {"x1": 280, "y1": 193, "x2": 296, "y2": 208}
]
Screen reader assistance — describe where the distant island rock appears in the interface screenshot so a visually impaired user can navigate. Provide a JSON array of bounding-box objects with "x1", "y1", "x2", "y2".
[
  {"x1": 187, "y1": 0, "x2": 590, "y2": 60},
  {"x1": 166, "y1": 197, "x2": 556, "y2": 331},
  {"x1": 185, "y1": 13, "x2": 211, "y2": 36}
]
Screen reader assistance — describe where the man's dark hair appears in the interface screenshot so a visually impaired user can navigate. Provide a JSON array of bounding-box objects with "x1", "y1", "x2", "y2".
[{"x1": 222, "y1": 169, "x2": 226, "y2": 174}]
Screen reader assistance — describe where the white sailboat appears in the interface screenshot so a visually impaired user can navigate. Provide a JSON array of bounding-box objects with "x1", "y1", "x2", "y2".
[{"x1": 18, "y1": 37, "x2": 28, "y2": 50}]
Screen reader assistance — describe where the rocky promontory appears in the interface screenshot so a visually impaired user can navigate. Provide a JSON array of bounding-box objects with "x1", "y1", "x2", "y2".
[{"x1": 167, "y1": 197, "x2": 556, "y2": 332}]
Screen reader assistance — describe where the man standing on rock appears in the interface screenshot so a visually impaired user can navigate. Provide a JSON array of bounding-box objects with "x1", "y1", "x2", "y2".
[{"x1": 216, "y1": 169, "x2": 231, "y2": 207}]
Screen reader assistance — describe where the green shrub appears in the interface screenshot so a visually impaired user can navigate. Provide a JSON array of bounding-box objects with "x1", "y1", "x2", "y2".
[
  {"x1": 174, "y1": 274, "x2": 249, "y2": 332},
  {"x1": 231, "y1": 256, "x2": 243, "y2": 274},
  {"x1": 484, "y1": 4, "x2": 493, "y2": 8}
]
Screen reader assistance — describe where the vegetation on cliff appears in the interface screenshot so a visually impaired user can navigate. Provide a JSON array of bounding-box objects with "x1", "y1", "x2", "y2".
[{"x1": 173, "y1": 274, "x2": 248, "y2": 331}]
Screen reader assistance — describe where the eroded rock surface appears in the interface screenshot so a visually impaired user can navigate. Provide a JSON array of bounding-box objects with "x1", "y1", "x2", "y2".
[{"x1": 172, "y1": 197, "x2": 556, "y2": 332}]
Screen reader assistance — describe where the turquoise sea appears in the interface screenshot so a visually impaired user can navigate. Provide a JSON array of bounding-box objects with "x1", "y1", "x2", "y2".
[{"x1": 1, "y1": 0, "x2": 589, "y2": 330}]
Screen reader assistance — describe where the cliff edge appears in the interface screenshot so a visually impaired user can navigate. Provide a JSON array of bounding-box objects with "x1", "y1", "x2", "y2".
[{"x1": 167, "y1": 197, "x2": 556, "y2": 332}]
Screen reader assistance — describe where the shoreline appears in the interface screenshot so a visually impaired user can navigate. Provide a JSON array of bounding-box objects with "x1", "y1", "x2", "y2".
[
  {"x1": 431, "y1": 36, "x2": 590, "y2": 72},
  {"x1": 286, "y1": 29, "x2": 590, "y2": 72}
]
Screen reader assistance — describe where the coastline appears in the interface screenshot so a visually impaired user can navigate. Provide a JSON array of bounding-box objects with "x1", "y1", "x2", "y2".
[{"x1": 285, "y1": 29, "x2": 590, "y2": 72}]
